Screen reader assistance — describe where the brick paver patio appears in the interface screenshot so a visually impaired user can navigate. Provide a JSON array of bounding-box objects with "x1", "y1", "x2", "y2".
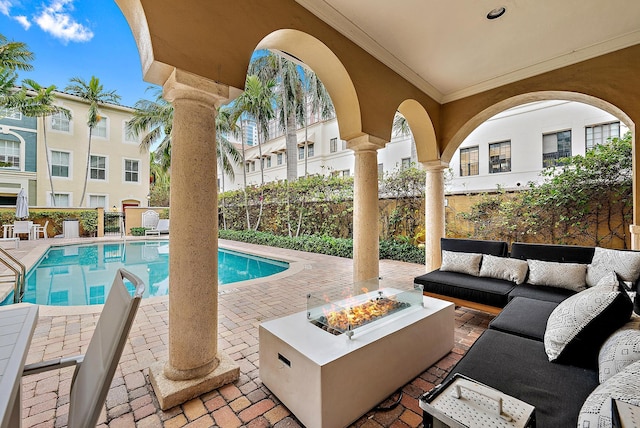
[{"x1": 13, "y1": 238, "x2": 493, "y2": 428}]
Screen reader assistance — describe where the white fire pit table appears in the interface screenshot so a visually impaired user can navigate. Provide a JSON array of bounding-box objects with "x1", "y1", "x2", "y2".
[{"x1": 259, "y1": 285, "x2": 454, "y2": 428}]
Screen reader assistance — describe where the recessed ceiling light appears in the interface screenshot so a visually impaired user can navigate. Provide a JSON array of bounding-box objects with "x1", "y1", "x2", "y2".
[{"x1": 487, "y1": 6, "x2": 506, "y2": 20}]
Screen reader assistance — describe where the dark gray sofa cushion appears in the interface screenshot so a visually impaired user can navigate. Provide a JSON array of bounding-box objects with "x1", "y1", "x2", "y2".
[
  {"x1": 508, "y1": 283, "x2": 575, "y2": 304},
  {"x1": 441, "y1": 238, "x2": 508, "y2": 256},
  {"x1": 443, "y1": 329, "x2": 599, "y2": 428},
  {"x1": 489, "y1": 297, "x2": 558, "y2": 341},
  {"x1": 415, "y1": 270, "x2": 515, "y2": 308},
  {"x1": 510, "y1": 242, "x2": 594, "y2": 264}
]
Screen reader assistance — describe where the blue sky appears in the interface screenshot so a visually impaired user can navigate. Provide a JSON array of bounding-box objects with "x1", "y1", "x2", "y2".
[{"x1": 0, "y1": 0, "x2": 156, "y2": 107}]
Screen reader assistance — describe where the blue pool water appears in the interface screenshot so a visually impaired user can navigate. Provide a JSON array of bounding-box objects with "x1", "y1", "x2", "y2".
[{"x1": 6, "y1": 241, "x2": 288, "y2": 306}]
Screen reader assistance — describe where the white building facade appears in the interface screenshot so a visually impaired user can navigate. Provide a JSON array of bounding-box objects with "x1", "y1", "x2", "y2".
[{"x1": 220, "y1": 101, "x2": 627, "y2": 195}]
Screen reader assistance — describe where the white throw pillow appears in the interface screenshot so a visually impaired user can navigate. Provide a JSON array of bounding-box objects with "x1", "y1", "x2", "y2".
[
  {"x1": 479, "y1": 254, "x2": 528, "y2": 284},
  {"x1": 598, "y1": 318, "x2": 640, "y2": 383},
  {"x1": 578, "y1": 360, "x2": 640, "y2": 426},
  {"x1": 527, "y1": 259, "x2": 587, "y2": 292},
  {"x1": 586, "y1": 247, "x2": 640, "y2": 287},
  {"x1": 544, "y1": 286, "x2": 632, "y2": 366},
  {"x1": 440, "y1": 250, "x2": 482, "y2": 276}
]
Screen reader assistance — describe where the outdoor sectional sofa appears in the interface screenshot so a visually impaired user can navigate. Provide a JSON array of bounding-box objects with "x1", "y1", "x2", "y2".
[{"x1": 416, "y1": 238, "x2": 640, "y2": 426}]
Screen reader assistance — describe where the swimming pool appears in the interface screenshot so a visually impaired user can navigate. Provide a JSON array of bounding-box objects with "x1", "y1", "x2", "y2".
[{"x1": 6, "y1": 241, "x2": 288, "y2": 306}]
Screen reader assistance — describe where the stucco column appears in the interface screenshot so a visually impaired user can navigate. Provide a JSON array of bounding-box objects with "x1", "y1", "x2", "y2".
[
  {"x1": 348, "y1": 135, "x2": 386, "y2": 283},
  {"x1": 631, "y1": 128, "x2": 640, "y2": 250},
  {"x1": 423, "y1": 161, "x2": 448, "y2": 272},
  {"x1": 149, "y1": 69, "x2": 239, "y2": 410}
]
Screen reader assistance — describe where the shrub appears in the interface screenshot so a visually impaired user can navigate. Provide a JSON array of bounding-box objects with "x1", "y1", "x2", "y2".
[
  {"x1": 218, "y1": 230, "x2": 425, "y2": 264},
  {"x1": 130, "y1": 227, "x2": 148, "y2": 236}
]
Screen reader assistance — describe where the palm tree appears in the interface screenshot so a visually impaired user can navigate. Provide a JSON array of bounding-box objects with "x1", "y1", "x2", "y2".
[
  {"x1": 232, "y1": 75, "x2": 276, "y2": 230},
  {"x1": 216, "y1": 107, "x2": 241, "y2": 229},
  {"x1": 0, "y1": 33, "x2": 34, "y2": 71},
  {"x1": 126, "y1": 86, "x2": 173, "y2": 171},
  {"x1": 392, "y1": 112, "x2": 417, "y2": 163},
  {"x1": 65, "y1": 76, "x2": 121, "y2": 206},
  {"x1": 250, "y1": 52, "x2": 304, "y2": 182},
  {"x1": 302, "y1": 67, "x2": 334, "y2": 175},
  {"x1": 0, "y1": 33, "x2": 33, "y2": 108},
  {"x1": 10, "y1": 80, "x2": 71, "y2": 206}
]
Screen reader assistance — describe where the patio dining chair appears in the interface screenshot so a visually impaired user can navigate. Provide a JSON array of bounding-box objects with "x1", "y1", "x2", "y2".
[
  {"x1": 34, "y1": 220, "x2": 49, "y2": 240},
  {"x1": 22, "y1": 269, "x2": 146, "y2": 428},
  {"x1": 12, "y1": 221, "x2": 32, "y2": 240}
]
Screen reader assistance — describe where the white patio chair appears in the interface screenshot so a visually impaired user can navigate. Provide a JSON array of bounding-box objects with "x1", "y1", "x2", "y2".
[
  {"x1": 12, "y1": 221, "x2": 32, "y2": 240},
  {"x1": 142, "y1": 210, "x2": 160, "y2": 236},
  {"x1": 22, "y1": 269, "x2": 146, "y2": 428},
  {"x1": 34, "y1": 220, "x2": 49, "y2": 240},
  {"x1": 156, "y1": 219, "x2": 170, "y2": 234}
]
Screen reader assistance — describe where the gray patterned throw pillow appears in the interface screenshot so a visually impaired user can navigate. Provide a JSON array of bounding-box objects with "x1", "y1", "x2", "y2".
[
  {"x1": 586, "y1": 247, "x2": 640, "y2": 287},
  {"x1": 578, "y1": 359, "x2": 640, "y2": 426},
  {"x1": 598, "y1": 318, "x2": 640, "y2": 383},
  {"x1": 440, "y1": 250, "x2": 482, "y2": 276},
  {"x1": 544, "y1": 286, "x2": 632, "y2": 367},
  {"x1": 527, "y1": 259, "x2": 587, "y2": 291},
  {"x1": 479, "y1": 254, "x2": 528, "y2": 284}
]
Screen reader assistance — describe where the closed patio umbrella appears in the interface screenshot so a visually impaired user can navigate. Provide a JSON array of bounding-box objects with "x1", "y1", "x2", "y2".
[{"x1": 16, "y1": 188, "x2": 29, "y2": 219}]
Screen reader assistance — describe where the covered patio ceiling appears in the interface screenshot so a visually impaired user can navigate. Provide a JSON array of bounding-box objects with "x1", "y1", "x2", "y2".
[{"x1": 296, "y1": 0, "x2": 640, "y2": 103}]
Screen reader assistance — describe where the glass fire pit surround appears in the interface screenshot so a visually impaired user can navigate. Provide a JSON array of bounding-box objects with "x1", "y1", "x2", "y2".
[{"x1": 306, "y1": 284, "x2": 424, "y2": 338}]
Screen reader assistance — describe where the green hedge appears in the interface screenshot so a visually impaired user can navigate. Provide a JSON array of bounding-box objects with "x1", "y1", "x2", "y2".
[{"x1": 218, "y1": 229, "x2": 425, "y2": 264}]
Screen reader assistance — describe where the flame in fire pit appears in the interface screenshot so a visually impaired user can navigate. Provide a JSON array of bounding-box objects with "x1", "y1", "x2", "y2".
[{"x1": 313, "y1": 292, "x2": 410, "y2": 335}]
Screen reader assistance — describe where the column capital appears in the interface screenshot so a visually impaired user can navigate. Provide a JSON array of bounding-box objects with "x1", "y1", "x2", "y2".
[
  {"x1": 421, "y1": 160, "x2": 449, "y2": 172},
  {"x1": 163, "y1": 68, "x2": 241, "y2": 108},
  {"x1": 346, "y1": 134, "x2": 387, "y2": 152}
]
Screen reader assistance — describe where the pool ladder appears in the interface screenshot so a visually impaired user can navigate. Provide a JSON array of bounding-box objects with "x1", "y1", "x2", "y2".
[{"x1": 0, "y1": 247, "x2": 26, "y2": 303}]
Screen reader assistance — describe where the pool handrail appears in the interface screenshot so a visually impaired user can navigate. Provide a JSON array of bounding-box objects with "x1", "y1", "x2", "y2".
[{"x1": 0, "y1": 247, "x2": 26, "y2": 303}]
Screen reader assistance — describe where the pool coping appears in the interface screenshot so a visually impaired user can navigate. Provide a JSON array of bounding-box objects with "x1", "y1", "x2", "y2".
[{"x1": 1, "y1": 236, "x2": 310, "y2": 316}]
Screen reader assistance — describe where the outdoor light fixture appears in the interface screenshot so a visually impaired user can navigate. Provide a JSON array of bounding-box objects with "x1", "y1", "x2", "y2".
[
  {"x1": 146, "y1": 193, "x2": 151, "y2": 207},
  {"x1": 487, "y1": 6, "x2": 506, "y2": 20}
]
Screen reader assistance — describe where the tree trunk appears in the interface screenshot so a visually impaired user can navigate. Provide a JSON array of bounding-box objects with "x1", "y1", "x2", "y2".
[
  {"x1": 240, "y1": 121, "x2": 251, "y2": 229},
  {"x1": 254, "y1": 126, "x2": 265, "y2": 231},
  {"x1": 79, "y1": 128, "x2": 93, "y2": 206},
  {"x1": 41, "y1": 117, "x2": 56, "y2": 207}
]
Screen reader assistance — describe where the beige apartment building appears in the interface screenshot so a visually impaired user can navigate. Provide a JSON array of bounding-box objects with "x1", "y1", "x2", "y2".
[{"x1": 35, "y1": 92, "x2": 150, "y2": 210}]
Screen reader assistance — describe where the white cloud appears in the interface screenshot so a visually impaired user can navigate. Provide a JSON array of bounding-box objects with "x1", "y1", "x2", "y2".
[
  {"x1": 34, "y1": 0, "x2": 93, "y2": 43},
  {"x1": 0, "y1": 0, "x2": 13, "y2": 16},
  {"x1": 14, "y1": 15, "x2": 31, "y2": 30}
]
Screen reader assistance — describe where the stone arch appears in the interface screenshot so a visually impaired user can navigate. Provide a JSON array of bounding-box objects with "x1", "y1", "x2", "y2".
[
  {"x1": 441, "y1": 91, "x2": 634, "y2": 163},
  {"x1": 256, "y1": 29, "x2": 362, "y2": 141},
  {"x1": 396, "y1": 99, "x2": 438, "y2": 162}
]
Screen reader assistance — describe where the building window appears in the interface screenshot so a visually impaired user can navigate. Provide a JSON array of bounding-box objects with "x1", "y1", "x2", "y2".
[
  {"x1": 460, "y1": 146, "x2": 479, "y2": 176},
  {"x1": 298, "y1": 146, "x2": 305, "y2": 160},
  {"x1": 250, "y1": 161, "x2": 255, "y2": 172},
  {"x1": 51, "y1": 151, "x2": 70, "y2": 177},
  {"x1": 124, "y1": 159, "x2": 139, "y2": 182},
  {"x1": 489, "y1": 141, "x2": 511, "y2": 173},
  {"x1": 401, "y1": 158, "x2": 411, "y2": 170},
  {"x1": 378, "y1": 163, "x2": 384, "y2": 179},
  {"x1": 51, "y1": 193, "x2": 70, "y2": 207},
  {"x1": 89, "y1": 195, "x2": 107, "y2": 208},
  {"x1": 0, "y1": 139, "x2": 20, "y2": 169},
  {"x1": 307, "y1": 143, "x2": 314, "y2": 157},
  {"x1": 124, "y1": 121, "x2": 137, "y2": 143},
  {"x1": 245, "y1": 163, "x2": 250, "y2": 172},
  {"x1": 341, "y1": 169, "x2": 350, "y2": 177},
  {"x1": 90, "y1": 155, "x2": 106, "y2": 180},
  {"x1": 330, "y1": 138, "x2": 337, "y2": 153},
  {"x1": 543, "y1": 130, "x2": 572, "y2": 167},
  {"x1": 94, "y1": 117, "x2": 107, "y2": 138},
  {"x1": 0, "y1": 107, "x2": 21, "y2": 120},
  {"x1": 51, "y1": 111, "x2": 70, "y2": 132},
  {"x1": 585, "y1": 121, "x2": 620, "y2": 150},
  {"x1": 277, "y1": 153, "x2": 283, "y2": 165},
  {"x1": 266, "y1": 157, "x2": 272, "y2": 168},
  {"x1": 341, "y1": 140, "x2": 347, "y2": 151}
]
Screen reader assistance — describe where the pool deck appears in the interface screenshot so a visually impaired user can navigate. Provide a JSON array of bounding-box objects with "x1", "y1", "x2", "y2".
[{"x1": 10, "y1": 237, "x2": 493, "y2": 428}]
